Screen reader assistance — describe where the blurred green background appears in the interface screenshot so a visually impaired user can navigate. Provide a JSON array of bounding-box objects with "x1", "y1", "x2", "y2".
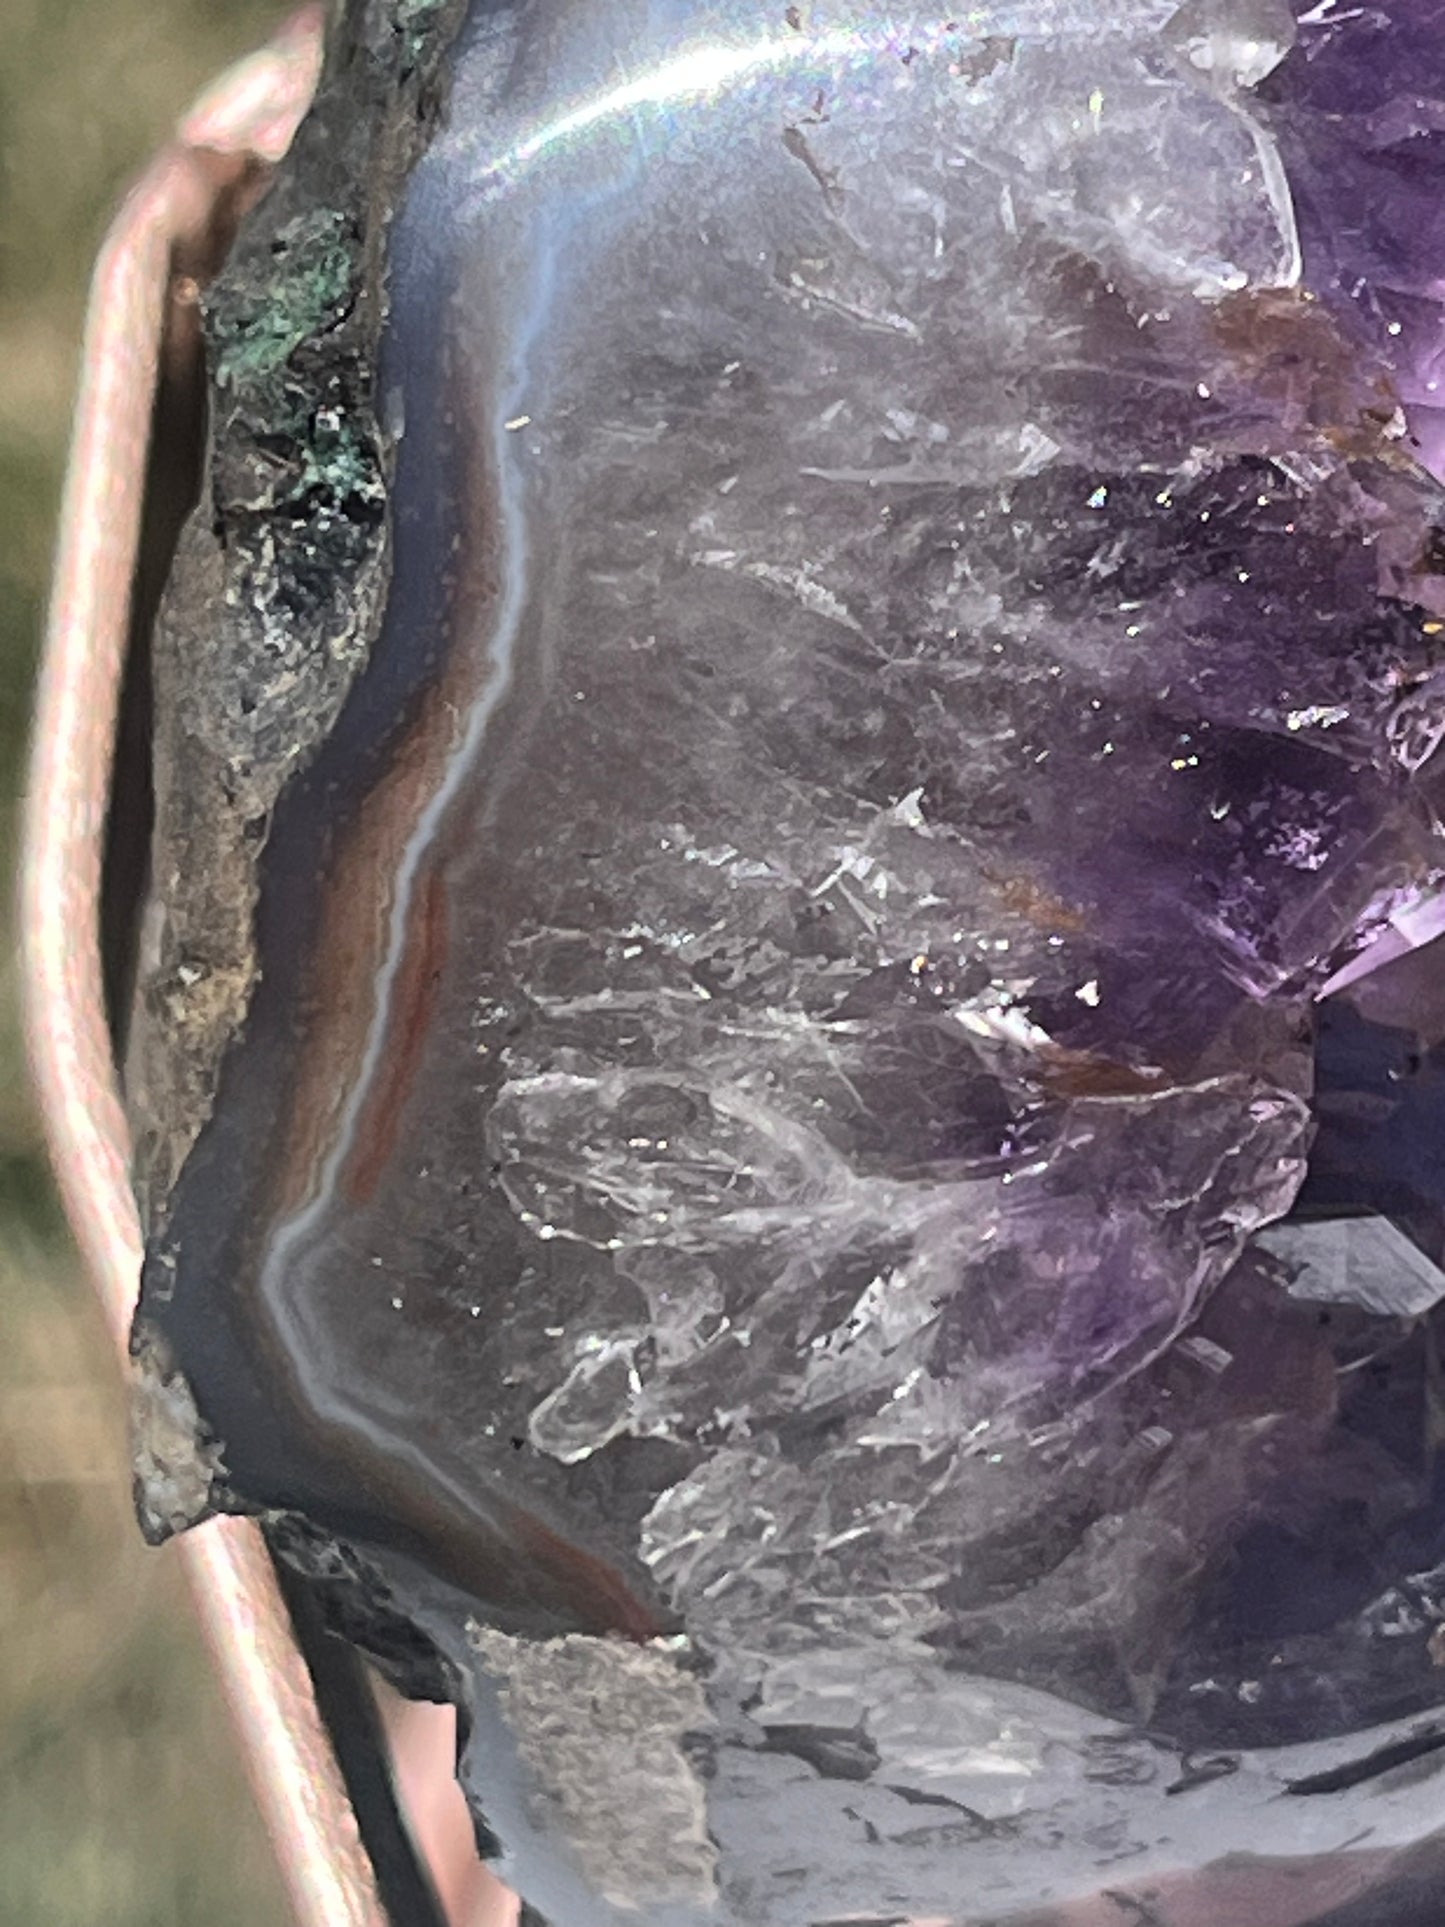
[{"x1": 0, "y1": 3, "x2": 293, "y2": 1919}]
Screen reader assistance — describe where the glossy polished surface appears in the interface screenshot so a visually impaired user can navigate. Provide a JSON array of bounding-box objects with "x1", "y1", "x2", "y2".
[{"x1": 138, "y1": 2, "x2": 1445, "y2": 1921}]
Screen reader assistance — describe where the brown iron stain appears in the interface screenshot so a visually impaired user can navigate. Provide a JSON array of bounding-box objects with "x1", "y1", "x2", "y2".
[
  {"x1": 325, "y1": 1440, "x2": 666, "y2": 1643},
  {"x1": 782, "y1": 123, "x2": 840, "y2": 205},
  {"x1": 1210, "y1": 285, "x2": 1404, "y2": 455},
  {"x1": 981, "y1": 864, "x2": 1089, "y2": 936},
  {"x1": 508, "y1": 1509, "x2": 664, "y2": 1643},
  {"x1": 343, "y1": 865, "x2": 450, "y2": 1203},
  {"x1": 953, "y1": 34, "x2": 1015, "y2": 84},
  {"x1": 1035, "y1": 1048, "x2": 1170, "y2": 1100}
]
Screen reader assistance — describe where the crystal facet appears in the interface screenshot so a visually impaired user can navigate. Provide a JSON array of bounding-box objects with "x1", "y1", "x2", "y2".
[{"x1": 131, "y1": 2, "x2": 1445, "y2": 1921}]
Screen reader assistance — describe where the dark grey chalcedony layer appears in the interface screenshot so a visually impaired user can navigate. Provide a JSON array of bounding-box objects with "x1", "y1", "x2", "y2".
[{"x1": 133, "y1": 1, "x2": 1445, "y2": 1921}]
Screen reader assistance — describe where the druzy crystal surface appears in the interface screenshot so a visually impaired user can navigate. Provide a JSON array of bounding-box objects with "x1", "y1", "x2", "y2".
[{"x1": 131, "y1": 1, "x2": 1445, "y2": 1921}]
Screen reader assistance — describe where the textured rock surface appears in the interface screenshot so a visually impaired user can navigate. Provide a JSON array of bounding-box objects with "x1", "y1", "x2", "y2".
[
  {"x1": 131, "y1": 1, "x2": 1445, "y2": 1921},
  {"x1": 124, "y1": 0, "x2": 469, "y2": 1222}
]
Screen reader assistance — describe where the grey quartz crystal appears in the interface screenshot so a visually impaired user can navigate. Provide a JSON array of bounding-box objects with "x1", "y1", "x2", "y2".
[{"x1": 128, "y1": 0, "x2": 1445, "y2": 1921}]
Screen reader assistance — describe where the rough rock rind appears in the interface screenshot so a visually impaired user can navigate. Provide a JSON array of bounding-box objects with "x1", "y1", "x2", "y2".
[
  {"x1": 124, "y1": 0, "x2": 468, "y2": 1227},
  {"x1": 130, "y1": 1322, "x2": 229, "y2": 1542}
]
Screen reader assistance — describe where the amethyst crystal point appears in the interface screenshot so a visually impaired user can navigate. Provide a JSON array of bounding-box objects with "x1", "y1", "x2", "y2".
[{"x1": 130, "y1": 0, "x2": 1445, "y2": 1920}]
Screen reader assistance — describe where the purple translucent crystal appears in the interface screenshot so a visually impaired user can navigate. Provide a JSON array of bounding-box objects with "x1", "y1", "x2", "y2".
[{"x1": 130, "y1": 1, "x2": 1445, "y2": 1921}]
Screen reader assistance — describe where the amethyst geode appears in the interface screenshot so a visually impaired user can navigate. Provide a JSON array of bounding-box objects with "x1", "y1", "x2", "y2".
[{"x1": 129, "y1": 1, "x2": 1445, "y2": 1920}]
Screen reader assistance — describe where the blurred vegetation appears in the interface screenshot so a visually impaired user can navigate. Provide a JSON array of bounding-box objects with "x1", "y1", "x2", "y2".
[{"x1": 0, "y1": 3, "x2": 295, "y2": 1919}]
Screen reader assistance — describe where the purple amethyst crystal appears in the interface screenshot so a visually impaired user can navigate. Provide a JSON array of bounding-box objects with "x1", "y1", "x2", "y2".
[{"x1": 128, "y1": 1, "x2": 1445, "y2": 1921}]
